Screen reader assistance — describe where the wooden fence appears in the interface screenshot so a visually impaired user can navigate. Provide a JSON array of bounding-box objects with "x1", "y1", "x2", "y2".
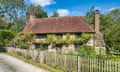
[{"x1": 6, "y1": 47, "x2": 120, "y2": 72}]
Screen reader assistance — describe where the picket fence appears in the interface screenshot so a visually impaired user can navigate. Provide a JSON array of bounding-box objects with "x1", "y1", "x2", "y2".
[{"x1": 6, "y1": 47, "x2": 120, "y2": 72}]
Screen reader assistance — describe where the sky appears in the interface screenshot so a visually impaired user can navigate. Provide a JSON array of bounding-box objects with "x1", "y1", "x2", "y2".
[{"x1": 24, "y1": 0, "x2": 120, "y2": 17}]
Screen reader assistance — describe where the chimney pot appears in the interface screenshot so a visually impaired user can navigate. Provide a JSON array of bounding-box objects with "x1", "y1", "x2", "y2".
[{"x1": 95, "y1": 10, "x2": 99, "y2": 14}]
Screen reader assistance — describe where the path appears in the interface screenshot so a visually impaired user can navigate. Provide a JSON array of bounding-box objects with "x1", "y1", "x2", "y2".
[{"x1": 0, "y1": 53, "x2": 49, "y2": 72}]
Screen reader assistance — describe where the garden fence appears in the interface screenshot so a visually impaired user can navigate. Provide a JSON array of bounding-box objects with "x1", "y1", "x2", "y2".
[{"x1": 6, "y1": 47, "x2": 120, "y2": 72}]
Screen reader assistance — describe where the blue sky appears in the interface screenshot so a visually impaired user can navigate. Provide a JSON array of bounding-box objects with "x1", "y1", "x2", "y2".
[{"x1": 24, "y1": 0, "x2": 120, "y2": 17}]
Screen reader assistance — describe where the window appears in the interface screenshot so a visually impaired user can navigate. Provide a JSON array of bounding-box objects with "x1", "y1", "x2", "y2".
[
  {"x1": 35, "y1": 44, "x2": 40, "y2": 49},
  {"x1": 56, "y1": 44, "x2": 62, "y2": 49},
  {"x1": 56, "y1": 44, "x2": 62, "y2": 53},
  {"x1": 55, "y1": 34, "x2": 63, "y2": 38},
  {"x1": 36, "y1": 34, "x2": 47, "y2": 39},
  {"x1": 75, "y1": 33, "x2": 81, "y2": 38},
  {"x1": 74, "y1": 44, "x2": 80, "y2": 48},
  {"x1": 35, "y1": 44, "x2": 48, "y2": 50},
  {"x1": 43, "y1": 44, "x2": 48, "y2": 50}
]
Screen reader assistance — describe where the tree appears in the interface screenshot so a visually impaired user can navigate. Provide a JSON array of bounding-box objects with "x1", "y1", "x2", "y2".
[
  {"x1": 85, "y1": 6, "x2": 120, "y2": 54},
  {"x1": 27, "y1": 5, "x2": 48, "y2": 18},
  {"x1": 108, "y1": 9, "x2": 120, "y2": 24},
  {"x1": 0, "y1": 30, "x2": 14, "y2": 47},
  {"x1": 0, "y1": 17, "x2": 8, "y2": 29},
  {"x1": 102, "y1": 9, "x2": 120, "y2": 53},
  {"x1": 85, "y1": 6, "x2": 95, "y2": 27},
  {"x1": 0, "y1": 0, "x2": 25, "y2": 21},
  {"x1": 51, "y1": 11, "x2": 59, "y2": 17},
  {"x1": 8, "y1": 17, "x2": 27, "y2": 34},
  {"x1": 0, "y1": 0, "x2": 26, "y2": 33},
  {"x1": 104, "y1": 24, "x2": 120, "y2": 53},
  {"x1": 0, "y1": 1, "x2": 48, "y2": 34}
]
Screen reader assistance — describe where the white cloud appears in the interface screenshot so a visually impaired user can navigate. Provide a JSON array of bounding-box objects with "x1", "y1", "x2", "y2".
[
  {"x1": 30, "y1": 0, "x2": 56, "y2": 7},
  {"x1": 57, "y1": 9, "x2": 70, "y2": 17},
  {"x1": 108, "y1": 7, "x2": 120, "y2": 11}
]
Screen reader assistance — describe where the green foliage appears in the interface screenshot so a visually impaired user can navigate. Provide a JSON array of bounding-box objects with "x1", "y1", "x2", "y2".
[
  {"x1": 55, "y1": 36, "x2": 64, "y2": 44},
  {"x1": 46, "y1": 34, "x2": 55, "y2": 44},
  {"x1": 17, "y1": 43, "x2": 30, "y2": 49},
  {"x1": 0, "y1": 0, "x2": 48, "y2": 34},
  {"x1": 64, "y1": 33, "x2": 72, "y2": 45},
  {"x1": 108, "y1": 9, "x2": 120, "y2": 23},
  {"x1": 39, "y1": 33, "x2": 91, "y2": 45},
  {"x1": 12, "y1": 32, "x2": 35, "y2": 49},
  {"x1": 37, "y1": 44, "x2": 44, "y2": 51},
  {"x1": 104, "y1": 24, "x2": 120, "y2": 53},
  {"x1": 27, "y1": 5, "x2": 48, "y2": 18},
  {"x1": 74, "y1": 33, "x2": 92, "y2": 44},
  {"x1": 0, "y1": 17, "x2": 8, "y2": 29},
  {"x1": 81, "y1": 33, "x2": 92, "y2": 42},
  {"x1": 101, "y1": 9, "x2": 120, "y2": 53},
  {"x1": 0, "y1": 0, "x2": 25, "y2": 21},
  {"x1": 85, "y1": 6, "x2": 120, "y2": 54},
  {"x1": 9, "y1": 17, "x2": 27, "y2": 34},
  {"x1": 85, "y1": 6, "x2": 95, "y2": 27},
  {"x1": 77, "y1": 45, "x2": 96, "y2": 58},
  {"x1": 0, "y1": 30, "x2": 14, "y2": 47},
  {"x1": 51, "y1": 11, "x2": 59, "y2": 17}
]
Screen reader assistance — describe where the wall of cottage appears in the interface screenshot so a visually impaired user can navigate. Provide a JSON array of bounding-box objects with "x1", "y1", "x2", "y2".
[{"x1": 33, "y1": 33, "x2": 94, "y2": 53}]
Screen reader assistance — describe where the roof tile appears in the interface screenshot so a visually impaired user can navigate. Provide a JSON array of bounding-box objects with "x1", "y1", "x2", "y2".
[{"x1": 22, "y1": 16, "x2": 94, "y2": 34}]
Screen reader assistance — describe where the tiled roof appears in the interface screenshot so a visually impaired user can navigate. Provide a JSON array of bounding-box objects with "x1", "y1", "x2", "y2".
[{"x1": 22, "y1": 16, "x2": 94, "y2": 34}]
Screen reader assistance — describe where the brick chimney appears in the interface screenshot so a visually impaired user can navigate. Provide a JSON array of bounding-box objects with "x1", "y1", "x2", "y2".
[
  {"x1": 29, "y1": 11, "x2": 36, "y2": 21},
  {"x1": 94, "y1": 10, "x2": 106, "y2": 48},
  {"x1": 94, "y1": 10, "x2": 100, "y2": 33}
]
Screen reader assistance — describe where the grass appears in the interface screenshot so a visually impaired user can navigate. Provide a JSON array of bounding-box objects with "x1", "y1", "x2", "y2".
[{"x1": 6, "y1": 53, "x2": 64, "y2": 72}]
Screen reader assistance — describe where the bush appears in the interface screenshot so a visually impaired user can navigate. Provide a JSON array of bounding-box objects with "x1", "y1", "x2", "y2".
[
  {"x1": 76, "y1": 45, "x2": 96, "y2": 58},
  {"x1": 0, "y1": 30, "x2": 14, "y2": 47},
  {"x1": 17, "y1": 44, "x2": 29, "y2": 49}
]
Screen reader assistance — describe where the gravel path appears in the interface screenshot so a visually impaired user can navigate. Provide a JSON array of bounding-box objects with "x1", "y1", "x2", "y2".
[{"x1": 0, "y1": 53, "x2": 49, "y2": 72}]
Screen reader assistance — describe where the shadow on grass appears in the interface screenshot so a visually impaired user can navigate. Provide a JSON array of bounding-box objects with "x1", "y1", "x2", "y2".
[{"x1": 0, "y1": 47, "x2": 6, "y2": 52}]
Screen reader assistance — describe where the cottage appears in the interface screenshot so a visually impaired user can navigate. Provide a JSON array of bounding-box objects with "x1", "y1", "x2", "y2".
[{"x1": 22, "y1": 10, "x2": 105, "y2": 53}]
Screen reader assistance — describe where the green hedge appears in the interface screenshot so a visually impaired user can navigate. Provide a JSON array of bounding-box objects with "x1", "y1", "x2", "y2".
[{"x1": 17, "y1": 44, "x2": 29, "y2": 49}]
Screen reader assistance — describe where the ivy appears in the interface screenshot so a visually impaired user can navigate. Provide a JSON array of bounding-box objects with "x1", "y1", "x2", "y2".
[
  {"x1": 46, "y1": 34, "x2": 55, "y2": 44},
  {"x1": 11, "y1": 32, "x2": 35, "y2": 49},
  {"x1": 55, "y1": 36, "x2": 64, "y2": 44},
  {"x1": 63, "y1": 33, "x2": 73, "y2": 45},
  {"x1": 74, "y1": 33, "x2": 92, "y2": 44},
  {"x1": 37, "y1": 33, "x2": 92, "y2": 45}
]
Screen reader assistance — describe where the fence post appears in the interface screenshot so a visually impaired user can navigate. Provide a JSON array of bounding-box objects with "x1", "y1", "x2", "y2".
[
  {"x1": 40, "y1": 52, "x2": 44, "y2": 64},
  {"x1": 118, "y1": 61, "x2": 120, "y2": 72},
  {"x1": 64, "y1": 55, "x2": 67, "y2": 71},
  {"x1": 77, "y1": 56, "x2": 80, "y2": 72},
  {"x1": 54, "y1": 53, "x2": 57, "y2": 66}
]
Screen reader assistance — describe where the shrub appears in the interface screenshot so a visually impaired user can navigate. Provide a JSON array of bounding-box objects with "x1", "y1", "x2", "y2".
[
  {"x1": 76, "y1": 45, "x2": 96, "y2": 58},
  {"x1": 11, "y1": 32, "x2": 34, "y2": 49},
  {"x1": 17, "y1": 44, "x2": 29, "y2": 49},
  {"x1": 0, "y1": 30, "x2": 14, "y2": 47}
]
